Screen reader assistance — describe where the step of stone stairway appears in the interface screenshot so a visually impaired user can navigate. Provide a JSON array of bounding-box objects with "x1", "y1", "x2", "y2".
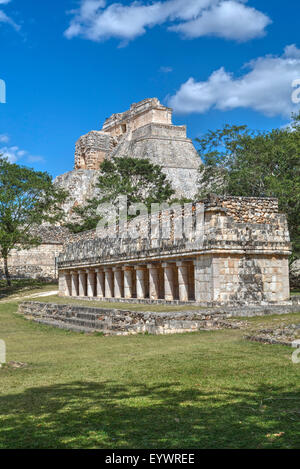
[
  {"x1": 32, "y1": 317, "x2": 107, "y2": 334},
  {"x1": 31, "y1": 317, "x2": 136, "y2": 335},
  {"x1": 23, "y1": 308, "x2": 119, "y2": 322},
  {"x1": 30, "y1": 313, "x2": 110, "y2": 330}
]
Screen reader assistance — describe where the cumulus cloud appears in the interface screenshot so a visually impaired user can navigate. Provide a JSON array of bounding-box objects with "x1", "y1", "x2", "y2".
[
  {"x1": 0, "y1": 134, "x2": 9, "y2": 143},
  {"x1": 0, "y1": 137, "x2": 44, "y2": 164},
  {"x1": 169, "y1": 0, "x2": 271, "y2": 41},
  {"x1": 64, "y1": 0, "x2": 271, "y2": 44},
  {"x1": 0, "y1": 146, "x2": 27, "y2": 163},
  {"x1": 167, "y1": 45, "x2": 300, "y2": 117},
  {"x1": 0, "y1": 0, "x2": 20, "y2": 31}
]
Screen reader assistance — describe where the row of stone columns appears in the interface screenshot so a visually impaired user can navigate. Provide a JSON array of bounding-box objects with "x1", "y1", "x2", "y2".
[{"x1": 62, "y1": 261, "x2": 194, "y2": 302}]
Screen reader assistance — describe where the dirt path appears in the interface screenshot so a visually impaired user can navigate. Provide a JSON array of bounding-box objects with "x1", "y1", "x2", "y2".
[{"x1": 0, "y1": 290, "x2": 58, "y2": 303}]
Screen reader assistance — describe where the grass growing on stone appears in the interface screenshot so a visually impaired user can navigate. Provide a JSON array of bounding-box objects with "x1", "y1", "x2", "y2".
[
  {"x1": 26, "y1": 294, "x2": 205, "y2": 313},
  {"x1": 0, "y1": 290, "x2": 300, "y2": 449}
]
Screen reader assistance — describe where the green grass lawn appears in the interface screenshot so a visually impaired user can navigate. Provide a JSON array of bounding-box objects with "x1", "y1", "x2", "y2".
[{"x1": 0, "y1": 288, "x2": 300, "y2": 449}]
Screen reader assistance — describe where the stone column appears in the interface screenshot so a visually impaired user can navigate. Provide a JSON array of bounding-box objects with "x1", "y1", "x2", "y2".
[
  {"x1": 123, "y1": 266, "x2": 133, "y2": 299},
  {"x1": 95, "y1": 269, "x2": 105, "y2": 298},
  {"x1": 87, "y1": 269, "x2": 96, "y2": 297},
  {"x1": 135, "y1": 266, "x2": 147, "y2": 299},
  {"x1": 104, "y1": 267, "x2": 114, "y2": 298},
  {"x1": 162, "y1": 262, "x2": 174, "y2": 301},
  {"x1": 58, "y1": 272, "x2": 65, "y2": 297},
  {"x1": 176, "y1": 261, "x2": 189, "y2": 301},
  {"x1": 78, "y1": 270, "x2": 87, "y2": 297},
  {"x1": 194, "y1": 256, "x2": 213, "y2": 303},
  {"x1": 71, "y1": 271, "x2": 79, "y2": 297},
  {"x1": 60, "y1": 271, "x2": 72, "y2": 297},
  {"x1": 113, "y1": 267, "x2": 123, "y2": 299},
  {"x1": 147, "y1": 264, "x2": 160, "y2": 300}
]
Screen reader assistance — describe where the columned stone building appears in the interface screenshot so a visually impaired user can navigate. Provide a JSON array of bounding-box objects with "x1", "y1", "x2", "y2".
[{"x1": 58, "y1": 196, "x2": 291, "y2": 305}]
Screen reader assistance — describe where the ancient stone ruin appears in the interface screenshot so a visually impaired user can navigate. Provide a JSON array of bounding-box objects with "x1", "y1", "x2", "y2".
[
  {"x1": 0, "y1": 225, "x2": 68, "y2": 282},
  {"x1": 58, "y1": 196, "x2": 291, "y2": 306},
  {"x1": 55, "y1": 98, "x2": 202, "y2": 219},
  {"x1": 1, "y1": 97, "x2": 202, "y2": 281},
  {"x1": 0, "y1": 97, "x2": 296, "y2": 296}
]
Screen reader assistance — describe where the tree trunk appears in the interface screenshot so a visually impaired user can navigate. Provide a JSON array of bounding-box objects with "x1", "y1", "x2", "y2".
[{"x1": 3, "y1": 256, "x2": 11, "y2": 287}]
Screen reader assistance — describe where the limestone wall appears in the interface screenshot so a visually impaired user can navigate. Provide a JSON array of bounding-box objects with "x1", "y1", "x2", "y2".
[
  {"x1": 194, "y1": 254, "x2": 290, "y2": 304},
  {"x1": 102, "y1": 98, "x2": 172, "y2": 136},
  {"x1": 213, "y1": 196, "x2": 279, "y2": 224},
  {"x1": 0, "y1": 244, "x2": 63, "y2": 281},
  {"x1": 0, "y1": 225, "x2": 68, "y2": 281},
  {"x1": 63, "y1": 196, "x2": 285, "y2": 245},
  {"x1": 75, "y1": 131, "x2": 114, "y2": 170}
]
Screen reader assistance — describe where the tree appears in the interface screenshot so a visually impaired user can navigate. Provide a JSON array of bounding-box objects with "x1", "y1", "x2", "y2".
[
  {"x1": 0, "y1": 157, "x2": 68, "y2": 286},
  {"x1": 196, "y1": 114, "x2": 300, "y2": 259},
  {"x1": 67, "y1": 157, "x2": 175, "y2": 233}
]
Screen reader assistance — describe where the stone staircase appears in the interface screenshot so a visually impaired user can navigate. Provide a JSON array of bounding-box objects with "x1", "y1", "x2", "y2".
[
  {"x1": 18, "y1": 300, "x2": 300, "y2": 336},
  {"x1": 19, "y1": 302, "x2": 119, "y2": 334},
  {"x1": 19, "y1": 301, "x2": 231, "y2": 335}
]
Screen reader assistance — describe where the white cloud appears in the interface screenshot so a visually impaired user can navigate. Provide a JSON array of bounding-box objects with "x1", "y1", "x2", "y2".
[
  {"x1": 0, "y1": 142, "x2": 44, "y2": 164},
  {"x1": 0, "y1": 0, "x2": 20, "y2": 31},
  {"x1": 167, "y1": 45, "x2": 300, "y2": 117},
  {"x1": 0, "y1": 146, "x2": 25, "y2": 163},
  {"x1": 0, "y1": 134, "x2": 9, "y2": 143},
  {"x1": 169, "y1": 0, "x2": 271, "y2": 41},
  {"x1": 64, "y1": 0, "x2": 271, "y2": 44}
]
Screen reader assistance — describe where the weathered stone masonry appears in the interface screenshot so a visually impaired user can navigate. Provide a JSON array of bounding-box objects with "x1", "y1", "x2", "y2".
[
  {"x1": 0, "y1": 225, "x2": 69, "y2": 281},
  {"x1": 58, "y1": 196, "x2": 291, "y2": 305},
  {"x1": 19, "y1": 300, "x2": 300, "y2": 336}
]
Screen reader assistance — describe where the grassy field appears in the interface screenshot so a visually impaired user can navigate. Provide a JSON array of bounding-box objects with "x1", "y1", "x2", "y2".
[
  {"x1": 0, "y1": 284, "x2": 300, "y2": 449},
  {"x1": 0, "y1": 279, "x2": 58, "y2": 300}
]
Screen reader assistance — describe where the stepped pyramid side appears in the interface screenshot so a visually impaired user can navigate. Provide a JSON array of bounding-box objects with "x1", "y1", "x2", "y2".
[{"x1": 55, "y1": 98, "x2": 202, "y2": 219}]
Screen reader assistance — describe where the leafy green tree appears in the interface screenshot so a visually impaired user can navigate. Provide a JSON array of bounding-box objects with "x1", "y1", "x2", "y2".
[
  {"x1": 0, "y1": 157, "x2": 68, "y2": 286},
  {"x1": 67, "y1": 157, "x2": 175, "y2": 233},
  {"x1": 196, "y1": 114, "x2": 300, "y2": 259}
]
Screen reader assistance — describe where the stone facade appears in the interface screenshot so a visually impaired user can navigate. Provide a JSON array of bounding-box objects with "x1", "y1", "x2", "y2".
[
  {"x1": 0, "y1": 226, "x2": 68, "y2": 281},
  {"x1": 74, "y1": 131, "x2": 114, "y2": 170},
  {"x1": 57, "y1": 196, "x2": 291, "y2": 306},
  {"x1": 102, "y1": 98, "x2": 173, "y2": 136}
]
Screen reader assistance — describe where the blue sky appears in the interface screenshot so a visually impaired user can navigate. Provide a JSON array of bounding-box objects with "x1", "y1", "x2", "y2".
[{"x1": 0, "y1": 0, "x2": 299, "y2": 178}]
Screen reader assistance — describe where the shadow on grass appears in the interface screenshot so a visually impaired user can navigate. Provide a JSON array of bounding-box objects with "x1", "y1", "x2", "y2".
[{"x1": 0, "y1": 380, "x2": 299, "y2": 449}]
